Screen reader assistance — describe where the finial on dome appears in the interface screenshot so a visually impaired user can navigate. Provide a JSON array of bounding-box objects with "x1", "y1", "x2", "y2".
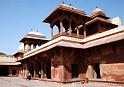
[
  {"x1": 37, "y1": 29, "x2": 38, "y2": 32},
  {"x1": 92, "y1": 7, "x2": 106, "y2": 18},
  {"x1": 62, "y1": 1, "x2": 64, "y2": 4},
  {"x1": 69, "y1": 3, "x2": 72, "y2": 6}
]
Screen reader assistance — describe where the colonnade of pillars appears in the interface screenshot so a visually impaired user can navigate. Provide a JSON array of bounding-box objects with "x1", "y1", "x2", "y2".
[
  {"x1": 50, "y1": 15, "x2": 87, "y2": 38},
  {"x1": 24, "y1": 43, "x2": 40, "y2": 52},
  {"x1": 18, "y1": 61, "x2": 51, "y2": 79}
]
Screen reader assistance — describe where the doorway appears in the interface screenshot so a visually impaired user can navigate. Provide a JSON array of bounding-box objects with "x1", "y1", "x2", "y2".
[
  {"x1": 93, "y1": 63, "x2": 101, "y2": 78},
  {"x1": 71, "y1": 64, "x2": 78, "y2": 78},
  {"x1": 46, "y1": 59, "x2": 51, "y2": 79},
  {"x1": 0, "y1": 66, "x2": 9, "y2": 76}
]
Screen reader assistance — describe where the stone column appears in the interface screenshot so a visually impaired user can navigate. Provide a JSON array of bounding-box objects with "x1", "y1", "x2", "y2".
[
  {"x1": 51, "y1": 65, "x2": 54, "y2": 80},
  {"x1": 50, "y1": 25, "x2": 54, "y2": 38},
  {"x1": 36, "y1": 45, "x2": 39, "y2": 48},
  {"x1": 60, "y1": 19, "x2": 63, "y2": 34},
  {"x1": 77, "y1": 28, "x2": 79, "y2": 37},
  {"x1": 22, "y1": 66, "x2": 25, "y2": 78},
  {"x1": 60, "y1": 65, "x2": 65, "y2": 82},
  {"x1": 42, "y1": 62, "x2": 46, "y2": 78},
  {"x1": 25, "y1": 64, "x2": 28, "y2": 78},
  {"x1": 84, "y1": 26, "x2": 86, "y2": 37},
  {"x1": 33, "y1": 44, "x2": 36, "y2": 49},
  {"x1": 76, "y1": 22, "x2": 79, "y2": 37},
  {"x1": 68, "y1": 21, "x2": 72, "y2": 35},
  {"x1": 86, "y1": 65, "x2": 94, "y2": 79},
  {"x1": 33, "y1": 63, "x2": 37, "y2": 78},
  {"x1": 25, "y1": 44, "x2": 31, "y2": 52},
  {"x1": 31, "y1": 44, "x2": 34, "y2": 50}
]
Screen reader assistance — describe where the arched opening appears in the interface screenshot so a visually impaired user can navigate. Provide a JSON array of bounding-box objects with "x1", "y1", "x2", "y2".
[
  {"x1": 79, "y1": 25, "x2": 84, "y2": 35},
  {"x1": 53, "y1": 25, "x2": 59, "y2": 36},
  {"x1": 93, "y1": 63, "x2": 101, "y2": 78},
  {"x1": 0, "y1": 66, "x2": 9, "y2": 76},
  {"x1": 71, "y1": 21, "x2": 77, "y2": 33},
  {"x1": 46, "y1": 59, "x2": 51, "y2": 79},
  {"x1": 63, "y1": 19, "x2": 69, "y2": 32}
]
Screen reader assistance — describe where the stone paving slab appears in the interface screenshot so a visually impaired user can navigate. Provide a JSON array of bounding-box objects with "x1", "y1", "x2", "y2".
[{"x1": 0, "y1": 77, "x2": 123, "y2": 87}]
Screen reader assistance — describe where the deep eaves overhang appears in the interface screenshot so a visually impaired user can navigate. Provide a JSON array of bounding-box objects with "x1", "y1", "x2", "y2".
[
  {"x1": 81, "y1": 26, "x2": 124, "y2": 48},
  {"x1": 20, "y1": 36, "x2": 48, "y2": 42},
  {"x1": 19, "y1": 26, "x2": 124, "y2": 61},
  {"x1": 20, "y1": 36, "x2": 84, "y2": 60},
  {"x1": 85, "y1": 17, "x2": 118, "y2": 28},
  {"x1": 43, "y1": 4, "x2": 89, "y2": 23}
]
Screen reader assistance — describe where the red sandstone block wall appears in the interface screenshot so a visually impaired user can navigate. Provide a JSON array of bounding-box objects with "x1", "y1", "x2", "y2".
[{"x1": 100, "y1": 63, "x2": 124, "y2": 81}]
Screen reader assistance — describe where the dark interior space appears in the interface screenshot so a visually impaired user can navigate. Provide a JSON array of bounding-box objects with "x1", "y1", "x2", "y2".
[
  {"x1": 71, "y1": 64, "x2": 78, "y2": 78},
  {"x1": 0, "y1": 66, "x2": 9, "y2": 76},
  {"x1": 93, "y1": 63, "x2": 101, "y2": 78}
]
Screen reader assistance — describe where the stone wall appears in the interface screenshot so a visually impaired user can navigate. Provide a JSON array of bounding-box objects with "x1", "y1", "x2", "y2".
[{"x1": 85, "y1": 40, "x2": 124, "y2": 81}]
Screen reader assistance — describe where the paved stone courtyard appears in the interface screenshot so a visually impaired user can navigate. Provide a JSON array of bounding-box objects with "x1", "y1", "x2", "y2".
[{"x1": 0, "y1": 76, "x2": 123, "y2": 87}]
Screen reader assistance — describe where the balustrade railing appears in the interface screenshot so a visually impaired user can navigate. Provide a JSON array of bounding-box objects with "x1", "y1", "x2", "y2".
[{"x1": 52, "y1": 32, "x2": 84, "y2": 39}]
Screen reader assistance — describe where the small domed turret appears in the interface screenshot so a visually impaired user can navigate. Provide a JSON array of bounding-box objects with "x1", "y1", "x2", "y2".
[
  {"x1": 27, "y1": 31, "x2": 45, "y2": 39},
  {"x1": 20, "y1": 31, "x2": 48, "y2": 52},
  {"x1": 92, "y1": 7, "x2": 106, "y2": 18},
  {"x1": 28, "y1": 31, "x2": 44, "y2": 36}
]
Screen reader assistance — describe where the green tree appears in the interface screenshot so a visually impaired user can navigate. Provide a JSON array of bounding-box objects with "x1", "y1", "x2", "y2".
[{"x1": 0, "y1": 52, "x2": 6, "y2": 55}]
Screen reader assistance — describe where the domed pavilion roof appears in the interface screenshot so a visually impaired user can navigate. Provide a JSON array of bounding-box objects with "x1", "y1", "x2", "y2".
[
  {"x1": 20, "y1": 31, "x2": 46, "y2": 42},
  {"x1": 92, "y1": 7, "x2": 107, "y2": 18},
  {"x1": 27, "y1": 31, "x2": 45, "y2": 37}
]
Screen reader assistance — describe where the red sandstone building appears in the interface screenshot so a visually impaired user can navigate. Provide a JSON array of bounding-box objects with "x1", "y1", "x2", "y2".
[{"x1": 1, "y1": 3, "x2": 124, "y2": 83}]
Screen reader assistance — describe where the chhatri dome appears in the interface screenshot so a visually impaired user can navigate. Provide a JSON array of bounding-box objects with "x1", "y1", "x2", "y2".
[
  {"x1": 27, "y1": 31, "x2": 45, "y2": 37},
  {"x1": 18, "y1": 31, "x2": 46, "y2": 52},
  {"x1": 92, "y1": 7, "x2": 106, "y2": 18},
  {"x1": 20, "y1": 31, "x2": 46, "y2": 42}
]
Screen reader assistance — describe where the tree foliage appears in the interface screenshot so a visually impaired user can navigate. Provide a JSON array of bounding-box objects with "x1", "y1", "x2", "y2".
[{"x1": 0, "y1": 52, "x2": 6, "y2": 55}]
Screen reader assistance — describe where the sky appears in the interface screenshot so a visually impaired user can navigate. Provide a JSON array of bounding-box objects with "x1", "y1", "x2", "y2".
[{"x1": 0, "y1": 0, "x2": 124, "y2": 55}]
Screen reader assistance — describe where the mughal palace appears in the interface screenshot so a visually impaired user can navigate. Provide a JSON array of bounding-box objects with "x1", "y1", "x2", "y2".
[{"x1": 0, "y1": 3, "x2": 124, "y2": 83}]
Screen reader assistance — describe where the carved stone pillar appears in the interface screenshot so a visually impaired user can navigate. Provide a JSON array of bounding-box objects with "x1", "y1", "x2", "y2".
[
  {"x1": 31, "y1": 44, "x2": 34, "y2": 50},
  {"x1": 25, "y1": 64, "x2": 28, "y2": 78},
  {"x1": 84, "y1": 26, "x2": 86, "y2": 37},
  {"x1": 68, "y1": 20, "x2": 72, "y2": 35},
  {"x1": 77, "y1": 28, "x2": 79, "y2": 37},
  {"x1": 25, "y1": 44, "x2": 31, "y2": 52},
  {"x1": 50, "y1": 25, "x2": 53, "y2": 38},
  {"x1": 33, "y1": 62, "x2": 36, "y2": 78},
  {"x1": 60, "y1": 19, "x2": 63, "y2": 34},
  {"x1": 42, "y1": 62, "x2": 46, "y2": 78},
  {"x1": 86, "y1": 65, "x2": 94, "y2": 79},
  {"x1": 76, "y1": 23, "x2": 80, "y2": 37},
  {"x1": 51, "y1": 65, "x2": 54, "y2": 79},
  {"x1": 60, "y1": 65, "x2": 65, "y2": 82},
  {"x1": 33, "y1": 44, "x2": 36, "y2": 49}
]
